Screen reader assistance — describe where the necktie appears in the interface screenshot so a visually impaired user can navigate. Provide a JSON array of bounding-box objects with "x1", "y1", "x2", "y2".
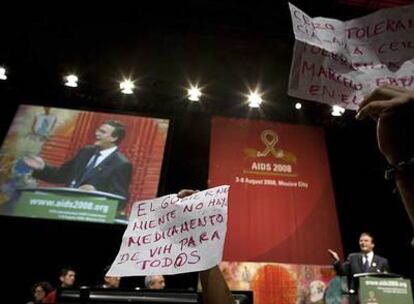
[
  {"x1": 74, "y1": 151, "x2": 101, "y2": 187},
  {"x1": 362, "y1": 254, "x2": 370, "y2": 272}
]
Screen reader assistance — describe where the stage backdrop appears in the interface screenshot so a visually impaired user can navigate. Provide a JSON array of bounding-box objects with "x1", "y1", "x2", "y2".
[
  {"x1": 209, "y1": 117, "x2": 343, "y2": 264},
  {"x1": 219, "y1": 261, "x2": 337, "y2": 304}
]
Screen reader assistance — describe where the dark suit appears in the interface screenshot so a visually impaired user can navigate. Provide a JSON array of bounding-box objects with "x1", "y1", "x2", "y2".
[
  {"x1": 333, "y1": 252, "x2": 390, "y2": 303},
  {"x1": 33, "y1": 145, "x2": 132, "y2": 201}
]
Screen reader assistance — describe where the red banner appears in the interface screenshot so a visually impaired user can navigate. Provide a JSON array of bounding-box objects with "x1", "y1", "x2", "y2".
[{"x1": 209, "y1": 117, "x2": 343, "y2": 264}]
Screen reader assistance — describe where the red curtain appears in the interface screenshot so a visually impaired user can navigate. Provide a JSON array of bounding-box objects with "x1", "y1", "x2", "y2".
[{"x1": 40, "y1": 111, "x2": 168, "y2": 214}]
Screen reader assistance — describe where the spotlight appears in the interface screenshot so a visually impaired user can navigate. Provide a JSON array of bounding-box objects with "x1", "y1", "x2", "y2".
[
  {"x1": 64, "y1": 74, "x2": 78, "y2": 87},
  {"x1": 120, "y1": 79, "x2": 135, "y2": 94},
  {"x1": 295, "y1": 102, "x2": 302, "y2": 110},
  {"x1": 187, "y1": 86, "x2": 202, "y2": 101},
  {"x1": 247, "y1": 91, "x2": 263, "y2": 108},
  {"x1": 0, "y1": 67, "x2": 7, "y2": 80},
  {"x1": 331, "y1": 105, "x2": 345, "y2": 116}
]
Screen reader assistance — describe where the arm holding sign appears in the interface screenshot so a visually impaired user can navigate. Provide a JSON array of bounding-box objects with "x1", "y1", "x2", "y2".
[
  {"x1": 177, "y1": 189, "x2": 235, "y2": 304},
  {"x1": 356, "y1": 85, "x2": 414, "y2": 239},
  {"x1": 199, "y1": 266, "x2": 235, "y2": 304}
]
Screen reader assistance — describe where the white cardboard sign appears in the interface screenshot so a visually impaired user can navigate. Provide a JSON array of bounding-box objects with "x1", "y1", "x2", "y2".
[
  {"x1": 107, "y1": 185, "x2": 229, "y2": 276},
  {"x1": 288, "y1": 3, "x2": 414, "y2": 109}
]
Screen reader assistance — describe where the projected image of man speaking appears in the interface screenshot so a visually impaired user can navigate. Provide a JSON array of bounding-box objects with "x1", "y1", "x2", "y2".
[{"x1": 24, "y1": 120, "x2": 132, "y2": 200}]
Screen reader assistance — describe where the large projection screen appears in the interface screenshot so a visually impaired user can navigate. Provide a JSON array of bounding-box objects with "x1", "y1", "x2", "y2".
[{"x1": 0, "y1": 105, "x2": 169, "y2": 224}]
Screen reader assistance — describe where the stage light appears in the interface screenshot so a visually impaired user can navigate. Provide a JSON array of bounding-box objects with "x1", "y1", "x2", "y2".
[
  {"x1": 295, "y1": 102, "x2": 302, "y2": 110},
  {"x1": 187, "y1": 86, "x2": 202, "y2": 101},
  {"x1": 247, "y1": 91, "x2": 263, "y2": 108},
  {"x1": 64, "y1": 74, "x2": 78, "y2": 87},
  {"x1": 0, "y1": 67, "x2": 7, "y2": 80},
  {"x1": 120, "y1": 79, "x2": 135, "y2": 94},
  {"x1": 331, "y1": 105, "x2": 345, "y2": 116}
]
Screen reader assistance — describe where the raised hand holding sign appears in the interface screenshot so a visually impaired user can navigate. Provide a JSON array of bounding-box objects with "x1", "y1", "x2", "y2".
[{"x1": 107, "y1": 185, "x2": 229, "y2": 276}]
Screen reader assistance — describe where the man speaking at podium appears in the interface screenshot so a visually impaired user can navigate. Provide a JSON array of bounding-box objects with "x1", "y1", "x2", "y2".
[
  {"x1": 328, "y1": 232, "x2": 390, "y2": 303},
  {"x1": 23, "y1": 120, "x2": 132, "y2": 200}
]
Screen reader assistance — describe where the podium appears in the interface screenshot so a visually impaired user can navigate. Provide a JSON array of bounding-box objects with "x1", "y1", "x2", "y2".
[
  {"x1": 355, "y1": 272, "x2": 413, "y2": 304},
  {"x1": 14, "y1": 187, "x2": 128, "y2": 224}
]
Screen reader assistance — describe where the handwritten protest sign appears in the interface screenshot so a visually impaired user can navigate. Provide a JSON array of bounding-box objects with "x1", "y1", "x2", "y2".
[
  {"x1": 288, "y1": 3, "x2": 414, "y2": 109},
  {"x1": 107, "y1": 185, "x2": 229, "y2": 276}
]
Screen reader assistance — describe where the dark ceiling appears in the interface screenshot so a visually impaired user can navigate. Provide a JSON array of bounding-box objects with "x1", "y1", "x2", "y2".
[
  {"x1": 0, "y1": 1, "x2": 376, "y2": 116},
  {"x1": 0, "y1": 0, "x2": 412, "y2": 131}
]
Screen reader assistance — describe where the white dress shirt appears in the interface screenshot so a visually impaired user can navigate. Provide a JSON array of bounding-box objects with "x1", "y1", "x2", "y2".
[
  {"x1": 363, "y1": 251, "x2": 374, "y2": 267},
  {"x1": 87, "y1": 146, "x2": 117, "y2": 167}
]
